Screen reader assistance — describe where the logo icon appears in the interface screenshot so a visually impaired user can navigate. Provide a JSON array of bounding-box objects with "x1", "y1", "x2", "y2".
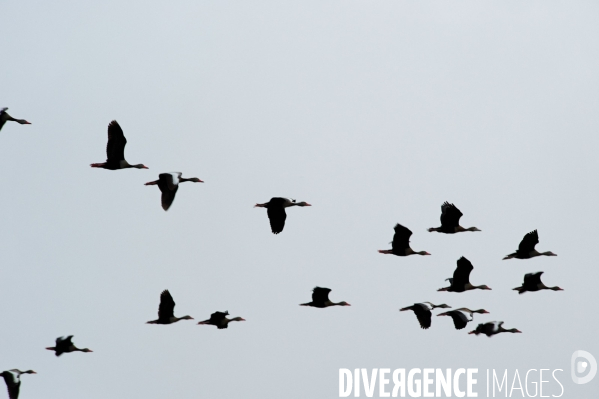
[{"x1": 571, "y1": 350, "x2": 597, "y2": 384}]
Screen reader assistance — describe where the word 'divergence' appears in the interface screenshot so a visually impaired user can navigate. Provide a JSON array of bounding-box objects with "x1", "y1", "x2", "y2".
[{"x1": 339, "y1": 368, "x2": 565, "y2": 397}]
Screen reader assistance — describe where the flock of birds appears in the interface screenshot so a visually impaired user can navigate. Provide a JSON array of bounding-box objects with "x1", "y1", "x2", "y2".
[{"x1": 0, "y1": 108, "x2": 562, "y2": 398}]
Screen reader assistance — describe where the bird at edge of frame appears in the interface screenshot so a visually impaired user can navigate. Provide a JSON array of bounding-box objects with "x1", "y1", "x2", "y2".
[
  {"x1": 1, "y1": 369, "x2": 36, "y2": 399},
  {"x1": 0, "y1": 107, "x2": 31, "y2": 132}
]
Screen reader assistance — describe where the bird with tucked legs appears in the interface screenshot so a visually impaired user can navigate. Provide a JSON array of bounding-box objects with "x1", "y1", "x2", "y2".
[
  {"x1": 503, "y1": 230, "x2": 556, "y2": 260},
  {"x1": 469, "y1": 321, "x2": 521, "y2": 337},
  {"x1": 45, "y1": 336, "x2": 92, "y2": 356},
  {"x1": 145, "y1": 173, "x2": 203, "y2": 211},
  {"x1": 513, "y1": 272, "x2": 563, "y2": 294},
  {"x1": 438, "y1": 257, "x2": 491, "y2": 292},
  {"x1": 146, "y1": 290, "x2": 194, "y2": 324},
  {"x1": 90, "y1": 120, "x2": 148, "y2": 170},
  {"x1": 0, "y1": 108, "x2": 31, "y2": 132},
  {"x1": 197, "y1": 311, "x2": 245, "y2": 329},
  {"x1": 400, "y1": 302, "x2": 451, "y2": 329},
  {"x1": 428, "y1": 202, "x2": 481, "y2": 234},
  {"x1": 1, "y1": 369, "x2": 36, "y2": 399},
  {"x1": 254, "y1": 197, "x2": 311, "y2": 234},
  {"x1": 437, "y1": 308, "x2": 489, "y2": 330},
  {"x1": 300, "y1": 287, "x2": 350, "y2": 308},
  {"x1": 378, "y1": 223, "x2": 431, "y2": 256}
]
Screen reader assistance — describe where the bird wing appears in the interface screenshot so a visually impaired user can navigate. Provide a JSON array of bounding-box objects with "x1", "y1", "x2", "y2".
[
  {"x1": 0, "y1": 108, "x2": 7, "y2": 115},
  {"x1": 106, "y1": 120, "x2": 127, "y2": 162},
  {"x1": 312, "y1": 287, "x2": 331, "y2": 304},
  {"x1": 267, "y1": 204, "x2": 287, "y2": 234},
  {"x1": 449, "y1": 311, "x2": 469, "y2": 330},
  {"x1": 453, "y1": 257, "x2": 474, "y2": 286},
  {"x1": 524, "y1": 272, "x2": 544, "y2": 285},
  {"x1": 158, "y1": 174, "x2": 179, "y2": 211},
  {"x1": 518, "y1": 230, "x2": 539, "y2": 253},
  {"x1": 412, "y1": 304, "x2": 432, "y2": 329},
  {"x1": 2, "y1": 372, "x2": 20, "y2": 399},
  {"x1": 157, "y1": 290, "x2": 175, "y2": 321},
  {"x1": 391, "y1": 224, "x2": 412, "y2": 251},
  {"x1": 209, "y1": 311, "x2": 228, "y2": 325},
  {"x1": 440, "y1": 202, "x2": 462, "y2": 228}
]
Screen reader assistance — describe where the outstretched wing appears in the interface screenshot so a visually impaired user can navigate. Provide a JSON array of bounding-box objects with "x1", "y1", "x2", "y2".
[
  {"x1": 2, "y1": 371, "x2": 20, "y2": 399},
  {"x1": 391, "y1": 223, "x2": 412, "y2": 251},
  {"x1": 158, "y1": 173, "x2": 180, "y2": 211},
  {"x1": 453, "y1": 257, "x2": 474, "y2": 286},
  {"x1": 412, "y1": 304, "x2": 432, "y2": 329},
  {"x1": 523, "y1": 272, "x2": 543, "y2": 286},
  {"x1": 518, "y1": 230, "x2": 539, "y2": 253},
  {"x1": 312, "y1": 287, "x2": 331, "y2": 304},
  {"x1": 449, "y1": 311, "x2": 470, "y2": 330},
  {"x1": 106, "y1": 120, "x2": 127, "y2": 162},
  {"x1": 440, "y1": 202, "x2": 462, "y2": 228},
  {"x1": 158, "y1": 290, "x2": 175, "y2": 321},
  {"x1": 267, "y1": 199, "x2": 287, "y2": 234}
]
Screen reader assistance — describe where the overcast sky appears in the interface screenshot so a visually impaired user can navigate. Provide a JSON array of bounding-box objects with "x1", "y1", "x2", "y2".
[{"x1": 1, "y1": 1, "x2": 598, "y2": 398}]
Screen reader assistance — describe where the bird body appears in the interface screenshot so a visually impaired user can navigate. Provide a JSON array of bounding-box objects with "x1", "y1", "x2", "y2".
[
  {"x1": 45, "y1": 336, "x2": 92, "y2": 356},
  {"x1": 438, "y1": 257, "x2": 491, "y2": 292},
  {"x1": 145, "y1": 172, "x2": 203, "y2": 211},
  {"x1": 437, "y1": 308, "x2": 489, "y2": 330},
  {"x1": 197, "y1": 311, "x2": 245, "y2": 329},
  {"x1": 503, "y1": 230, "x2": 556, "y2": 260},
  {"x1": 513, "y1": 272, "x2": 563, "y2": 294},
  {"x1": 90, "y1": 120, "x2": 148, "y2": 170},
  {"x1": 428, "y1": 202, "x2": 480, "y2": 234},
  {"x1": 254, "y1": 197, "x2": 311, "y2": 234},
  {"x1": 469, "y1": 321, "x2": 521, "y2": 337},
  {"x1": 1, "y1": 369, "x2": 36, "y2": 399},
  {"x1": 400, "y1": 302, "x2": 451, "y2": 329},
  {"x1": 378, "y1": 223, "x2": 431, "y2": 256},
  {"x1": 146, "y1": 290, "x2": 194, "y2": 324},
  {"x1": 300, "y1": 287, "x2": 350, "y2": 308},
  {"x1": 0, "y1": 108, "x2": 31, "y2": 132}
]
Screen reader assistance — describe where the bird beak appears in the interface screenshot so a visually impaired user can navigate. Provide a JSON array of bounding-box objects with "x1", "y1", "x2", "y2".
[
  {"x1": 515, "y1": 330, "x2": 522, "y2": 333},
  {"x1": 31, "y1": 371, "x2": 37, "y2": 374},
  {"x1": 468, "y1": 331, "x2": 475, "y2": 334},
  {"x1": 240, "y1": 318, "x2": 246, "y2": 321}
]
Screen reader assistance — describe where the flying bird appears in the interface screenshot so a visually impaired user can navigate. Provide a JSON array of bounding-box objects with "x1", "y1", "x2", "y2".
[
  {"x1": 145, "y1": 173, "x2": 203, "y2": 211},
  {"x1": 0, "y1": 108, "x2": 31, "y2": 132},
  {"x1": 197, "y1": 311, "x2": 245, "y2": 329},
  {"x1": 90, "y1": 120, "x2": 148, "y2": 170},
  {"x1": 300, "y1": 287, "x2": 351, "y2": 308},
  {"x1": 513, "y1": 272, "x2": 563, "y2": 294},
  {"x1": 45, "y1": 336, "x2": 92, "y2": 356},
  {"x1": 438, "y1": 257, "x2": 492, "y2": 292},
  {"x1": 1, "y1": 369, "x2": 36, "y2": 399},
  {"x1": 399, "y1": 302, "x2": 451, "y2": 329},
  {"x1": 437, "y1": 308, "x2": 489, "y2": 330},
  {"x1": 503, "y1": 230, "x2": 556, "y2": 260},
  {"x1": 146, "y1": 290, "x2": 194, "y2": 324},
  {"x1": 468, "y1": 321, "x2": 521, "y2": 337},
  {"x1": 428, "y1": 202, "x2": 481, "y2": 234},
  {"x1": 254, "y1": 197, "x2": 311, "y2": 234},
  {"x1": 378, "y1": 223, "x2": 431, "y2": 256}
]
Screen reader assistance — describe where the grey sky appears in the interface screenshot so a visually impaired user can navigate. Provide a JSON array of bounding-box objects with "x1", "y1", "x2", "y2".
[{"x1": 1, "y1": 1, "x2": 598, "y2": 398}]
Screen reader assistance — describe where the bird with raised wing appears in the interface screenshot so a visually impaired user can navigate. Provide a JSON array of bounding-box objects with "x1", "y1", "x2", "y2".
[
  {"x1": 90, "y1": 120, "x2": 148, "y2": 170},
  {"x1": 513, "y1": 272, "x2": 563, "y2": 294},
  {"x1": 469, "y1": 321, "x2": 521, "y2": 337},
  {"x1": 146, "y1": 290, "x2": 194, "y2": 324},
  {"x1": 378, "y1": 223, "x2": 431, "y2": 256},
  {"x1": 300, "y1": 287, "x2": 351, "y2": 308},
  {"x1": 145, "y1": 173, "x2": 203, "y2": 211},
  {"x1": 254, "y1": 197, "x2": 311, "y2": 234},
  {"x1": 400, "y1": 302, "x2": 451, "y2": 329},
  {"x1": 45, "y1": 336, "x2": 92, "y2": 356},
  {"x1": 428, "y1": 202, "x2": 481, "y2": 234},
  {"x1": 197, "y1": 311, "x2": 245, "y2": 329},
  {"x1": 437, "y1": 308, "x2": 489, "y2": 330},
  {"x1": 1, "y1": 369, "x2": 36, "y2": 399},
  {"x1": 503, "y1": 230, "x2": 556, "y2": 260},
  {"x1": 438, "y1": 257, "x2": 491, "y2": 292},
  {"x1": 0, "y1": 108, "x2": 31, "y2": 132}
]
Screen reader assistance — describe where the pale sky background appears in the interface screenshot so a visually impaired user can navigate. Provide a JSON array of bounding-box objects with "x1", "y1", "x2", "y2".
[{"x1": 1, "y1": 1, "x2": 598, "y2": 398}]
